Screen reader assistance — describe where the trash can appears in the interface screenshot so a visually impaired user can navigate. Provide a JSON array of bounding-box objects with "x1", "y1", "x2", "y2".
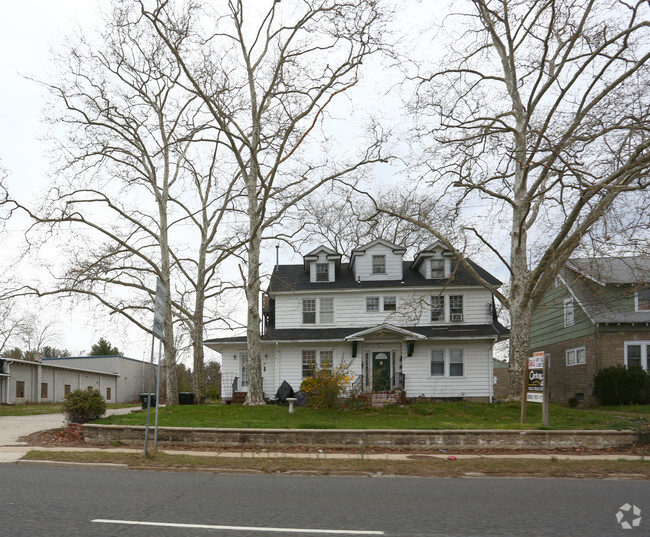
[
  {"x1": 179, "y1": 392, "x2": 195, "y2": 405},
  {"x1": 139, "y1": 393, "x2": 156, "y2": 409}
]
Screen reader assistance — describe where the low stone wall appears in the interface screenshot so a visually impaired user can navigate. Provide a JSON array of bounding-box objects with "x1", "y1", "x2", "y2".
[{"x1": 83, "y1": 425, "x2": 639, "y2": 450}]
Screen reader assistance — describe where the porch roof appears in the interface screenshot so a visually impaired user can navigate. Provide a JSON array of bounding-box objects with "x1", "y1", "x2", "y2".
[{"x1": 204, "y1": 322, "x2": 508, "y2": 347}]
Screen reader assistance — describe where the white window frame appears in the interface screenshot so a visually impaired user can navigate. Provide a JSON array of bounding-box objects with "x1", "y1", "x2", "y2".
[
  {"x1": 319, "y1": 297, "x2": 334, "y2": 324},
  {"x1": 635, "y1": 288, "x2": 650, "y2": 312},
  {"x1": 302, "y1": 298, "x2": 316, "y2": 324},
  {"x1": 624, "y1": 341, "x2": 650, "y2": 370},
  {"x1": 383, "y1": 296, "x2": 397, "y2": 311},
  {"x1": 430, "y1": 295, "x2": 445, "y2": 322},
  {"x1": 372, "y1": 255, "x2": 386, "y2": 274},
  {"x1": 302, "y1": 349, "x2": 334, "y2": 378},
  {"x1": 566, "y1": 346, "x2": 586, "y2": 366},
  {"x1": 315, "y1": 263, "x2": 329, "y2": 282},
  {"x1": 302, "y1": 350, "x2": 317, "y2": 378},
  {"x1": 563, "y1": 298, "x2": 574, "y2": 327},
  {"x1": 302, "y1": 297, "x2": 334, "y2": 325},
  {"x1": 429, "y1": 348, "x2": 465, "y2": 378},
  {"x1": 449, "y1": 295, "x2": 463, "y2": 322},
  {"x1": 430, "y1": 258, "x2": 445, "y2": 278},
  {"x1": 366, "y1": 296, "x2": 380, "y2": 312}
]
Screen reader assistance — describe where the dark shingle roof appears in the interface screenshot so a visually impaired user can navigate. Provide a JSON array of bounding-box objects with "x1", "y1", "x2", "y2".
[
  {"x1": 204, "y1": 323, "x2": 509, "y2": 346},
  {"x1": 268, "y1": 259, "x2": 501, "y2": 293}
]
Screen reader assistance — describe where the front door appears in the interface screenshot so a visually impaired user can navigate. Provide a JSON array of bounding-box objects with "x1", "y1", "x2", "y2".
[{"x1": 372, "y1": 352, "x2": 391, "y2": 391}]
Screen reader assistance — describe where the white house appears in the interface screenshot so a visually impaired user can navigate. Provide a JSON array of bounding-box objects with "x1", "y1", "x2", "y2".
[{"x1": 205, "y1": 239, "x2": 508, "y2": 402}]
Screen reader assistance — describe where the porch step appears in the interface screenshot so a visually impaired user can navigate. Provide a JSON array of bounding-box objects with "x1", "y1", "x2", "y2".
[{"x1": 231, "y1": 392, "x2": 266, "y2": 404}]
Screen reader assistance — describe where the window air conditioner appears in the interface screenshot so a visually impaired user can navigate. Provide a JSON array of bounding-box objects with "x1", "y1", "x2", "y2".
[{"x1": 451, "y1": 313, "x2": 463, "y2": 322}]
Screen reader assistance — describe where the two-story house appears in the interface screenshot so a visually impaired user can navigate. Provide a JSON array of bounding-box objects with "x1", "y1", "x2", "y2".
[
  {"x1": 530, "y1": 257, "x2": 650, "y2": 404},
  {"x1": 205, "y1": 239, "x2": 508, "y2": 402}
]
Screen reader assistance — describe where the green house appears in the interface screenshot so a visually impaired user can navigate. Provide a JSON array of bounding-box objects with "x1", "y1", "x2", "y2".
[{"x1": 530, "y1": 257, "x2": 650, "y2": 404}]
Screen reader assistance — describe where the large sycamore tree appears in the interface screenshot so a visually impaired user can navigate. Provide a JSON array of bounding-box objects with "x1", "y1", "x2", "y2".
[
  {"x1": 380, "y1": 0, "x2": 650, "y2": 400},
  {"x1": 140, "y1": 0, "x2": 387, "y2": 404}
]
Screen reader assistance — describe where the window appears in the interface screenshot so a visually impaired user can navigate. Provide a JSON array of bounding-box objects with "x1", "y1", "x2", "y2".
[
  {"x1": 319, "y1": 350, "x2": 333, "y2": 374},
  {"x1": 431, "y1": 295, "x2": 445, "y2": 321},
  {"x1": 16, "y1": 381, "x2": 25, "y2": 398},
  {"x1": 566, "y1": 347, "x2": 586, "y2": 366},
  {"x1": 636, "y1": 288, "x2": 650, "y2": 312},
  {"x1": 449, "y1": 349, "x2": 464, "y2": 377},
  {"x1": 383, "y1": 296, "x2": 396, "y2": 311},
  {"x1": 564, "y1": 298, "x2": 574, "y2": 327},
  {"x1": 87, "y1": 386, "x2": 93, "y2": 391},
  {"x1": 625, "y1": 342, "x2": 650, "y2": 370},
  {"x1": 240, "y1": 352, "x2": 249, "y2": 387},
  {"x1": 41, "y1": 383, "x2": 48, "y2": 399},
  {"x1": 302, "y1": 350, "x2": 317, "y2": 378},
  {"x1": 430, "y1": 348, "x2": 465, "y2": 377},
  {"x1": 316, "y1": 263, "x2": 329, "y2": 282},
  {"x1": 106, "y1": 387, "x2": 112, "y2": 400},
  {"x1": 366, "y1": 297, "x2": 380, "y2": 312},
  {"x1": 64, "y1": 384, "x2": 71, "y2": 396},
  {"x1": 302, "y1": 298, "x2": 316, "y2": 324},
  {"x1": 320, "y1": 298, "x2": 334, "y2": 324},
  {"x1": 372, "y1": 255, "x2": 386, "y2": 274},
  {"x1": 449, "y1": 295, "x2": 463, "y2": 321},
  {"x1": 431, "y1": 259, "x2": 445, "y2": 278},
  {"x1": 430, "y1": 350, "x2": 445, "y2": 376}
]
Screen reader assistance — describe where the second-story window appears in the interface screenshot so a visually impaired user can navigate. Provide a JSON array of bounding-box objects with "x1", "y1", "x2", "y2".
[
  {"x1": 366, "y1": 297, "x2": 380, "y2": 312},
  {"x1": 431, "y1": 295, "x2": 445, "y2": 321},
  {"x1": 431, "y1": 259, "x2": 445, "y2": 278},
  {"x1": 316, "y1": 263, "x2": 329, "y2": 282},
  {"x1": 449, "y1": 295, "x2": 463, "y2": 321},
  {"x1": 303, "y1": 298, "x2": 316, "y2": 324},
  {"x1": 320, "y1": 298, "x2": 334, "y2": 323},
  {"x1": 383, "y1": 296, "x2": 396, "y2": 311},
  {"x1": 372, "y1": 255, "x2": 386, "y2": 274}
]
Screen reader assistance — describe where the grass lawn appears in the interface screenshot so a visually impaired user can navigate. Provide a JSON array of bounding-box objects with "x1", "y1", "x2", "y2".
[
  {"x1": 93, "y1": 401, "x2": 650, "y2": 430},
  {"x1": 0, "y1": 403, "x2": 137, "y2": 417}
]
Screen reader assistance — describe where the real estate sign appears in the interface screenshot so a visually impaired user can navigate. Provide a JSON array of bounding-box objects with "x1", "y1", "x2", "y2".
[{"x1": 526, "y1": 352, "x2": 545, "y2": 403}]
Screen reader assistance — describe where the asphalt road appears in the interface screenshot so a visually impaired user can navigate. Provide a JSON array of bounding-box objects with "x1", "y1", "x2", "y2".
[{"x1": 1, "y1": 465, "x2": 647, "y2": 536}]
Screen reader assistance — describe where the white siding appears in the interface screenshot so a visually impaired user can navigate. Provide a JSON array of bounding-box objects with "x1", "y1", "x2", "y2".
[
  {"x1": 403, "y1": 341, "x2": 493, "y2": 398},
  {"x1": 275, "y1": 287, "x2": 495, "y2": 328},
  {"x1": 308, "y1": 251, "x2": 336, "y2": 283},
  {"x1": 353, "y1": 243, "x2": 403, "y2": 282}
]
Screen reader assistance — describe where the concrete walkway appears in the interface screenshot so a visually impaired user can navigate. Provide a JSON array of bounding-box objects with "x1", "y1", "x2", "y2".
[{"x1": 0, "y1": 407, "x2": 139, "y2": 463}]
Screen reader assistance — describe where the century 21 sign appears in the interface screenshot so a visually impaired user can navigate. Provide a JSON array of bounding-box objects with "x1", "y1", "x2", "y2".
[{"x1": 526, "y1": 352, "x2": 545, "y2": 403}]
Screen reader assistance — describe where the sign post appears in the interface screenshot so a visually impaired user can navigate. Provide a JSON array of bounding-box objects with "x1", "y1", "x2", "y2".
[{"x1": 144, "y1": 277, "x2": 166, "y2": 457}]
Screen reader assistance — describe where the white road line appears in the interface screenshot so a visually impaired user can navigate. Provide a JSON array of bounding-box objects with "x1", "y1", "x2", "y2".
[{"x1": 91, "y1": 519, "x2": 384, "y2": 535}]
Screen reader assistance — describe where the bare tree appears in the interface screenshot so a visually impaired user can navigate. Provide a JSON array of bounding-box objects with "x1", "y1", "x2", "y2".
[
  {"x1": 379, "y1": 0, "x2": 650, "y2": 403},
  {"x1": 141, "y1": 0, "x2": 388, "y2": 404}
]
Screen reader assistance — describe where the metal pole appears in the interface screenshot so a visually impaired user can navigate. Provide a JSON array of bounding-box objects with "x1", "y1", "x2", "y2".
[
  {"x1": 153, "y1": 337, "x2": 163, "y2": 449},
  {"x1": 542, "y1": 353, "x2": 549, "y2": 427},
  {"x1": 143, "y1": 332, "x2": 156, "y2": 457}
]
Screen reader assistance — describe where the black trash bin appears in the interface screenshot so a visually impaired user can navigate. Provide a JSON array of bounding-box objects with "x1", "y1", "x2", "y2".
[
  {"x1": 179, "y1": 392, "x2": 195, "y2": 405},
  {"x1": 139, "y1": 393, "x2": 156, "y2": 409}
]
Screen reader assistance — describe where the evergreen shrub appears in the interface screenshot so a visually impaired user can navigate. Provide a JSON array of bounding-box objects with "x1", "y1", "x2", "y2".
[
  {"x1": 593, "y1": 365, "x2": 650, "y2": 405},
  {"x1": 62, "y1": 389, "x2": 107, "y2": 423}
]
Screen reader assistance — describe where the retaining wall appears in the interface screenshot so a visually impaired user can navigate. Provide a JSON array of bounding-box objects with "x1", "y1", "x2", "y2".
[{"x1": 83, "y1": 425, "x2": 639, "y2": 450}]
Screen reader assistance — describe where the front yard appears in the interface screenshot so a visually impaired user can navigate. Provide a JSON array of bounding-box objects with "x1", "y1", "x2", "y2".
[
  {"x1": 94, "y1": 401, "x2": 650, "y2": 431},
  {"x1": 0, "y1": 403, "x2": 136, "y2": 417}
]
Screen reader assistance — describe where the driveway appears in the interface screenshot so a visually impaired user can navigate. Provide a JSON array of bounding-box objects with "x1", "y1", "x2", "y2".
[{"x1": 0, "y1": 407, "x2": 139, "y2": 462}]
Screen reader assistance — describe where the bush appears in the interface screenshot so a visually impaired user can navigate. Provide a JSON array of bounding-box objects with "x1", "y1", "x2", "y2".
[
  {"x1": 62, "y1": 389, "x2": 107, "y2": 423},
  {"x1": 300, "y1": 362, "x2": 353, "y2": 409},
  {"x1": 593, "y1": 366, "x2": 650, "y2": 405}
]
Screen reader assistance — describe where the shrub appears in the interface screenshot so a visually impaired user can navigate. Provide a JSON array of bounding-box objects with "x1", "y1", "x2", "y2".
[
  {"x1": 593, "y1": 366, "x2": 650, "y2": 405},
  {"x1": 300, "y1": 362, "x2": 353, "y2": 409},
  {"x1": 62, "y1": 389, "x2": 107, "y2": 423}
]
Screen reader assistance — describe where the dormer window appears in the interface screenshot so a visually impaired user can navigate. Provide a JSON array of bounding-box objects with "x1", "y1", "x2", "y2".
[
  {"x1": 372, "y1": 255, "x2": 386, "y2": 274},
  {"x1": 431, "y1": 259, "x2": 444, "y2": 278},
  {"x1": 316, "y1": 263, "x2": 329, "y2": 282},
  {"x1": 636, "y1": 288, "x2": 650, "y2": 311}
]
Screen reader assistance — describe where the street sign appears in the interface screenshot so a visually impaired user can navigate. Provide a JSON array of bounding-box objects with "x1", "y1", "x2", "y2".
[{"x1": 152, "y1": 277, "x2": 166, "y2": 340}]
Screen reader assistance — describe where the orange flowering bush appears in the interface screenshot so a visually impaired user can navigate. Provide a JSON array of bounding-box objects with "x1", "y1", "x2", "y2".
[{"x1": 300, "y1": 362, "x2": 353, "y2": 409}]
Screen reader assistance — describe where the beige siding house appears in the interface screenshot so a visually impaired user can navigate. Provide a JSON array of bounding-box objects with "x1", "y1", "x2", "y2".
[{"x1": 206, "y1": 239, "x2": 508, "y2": 402}]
